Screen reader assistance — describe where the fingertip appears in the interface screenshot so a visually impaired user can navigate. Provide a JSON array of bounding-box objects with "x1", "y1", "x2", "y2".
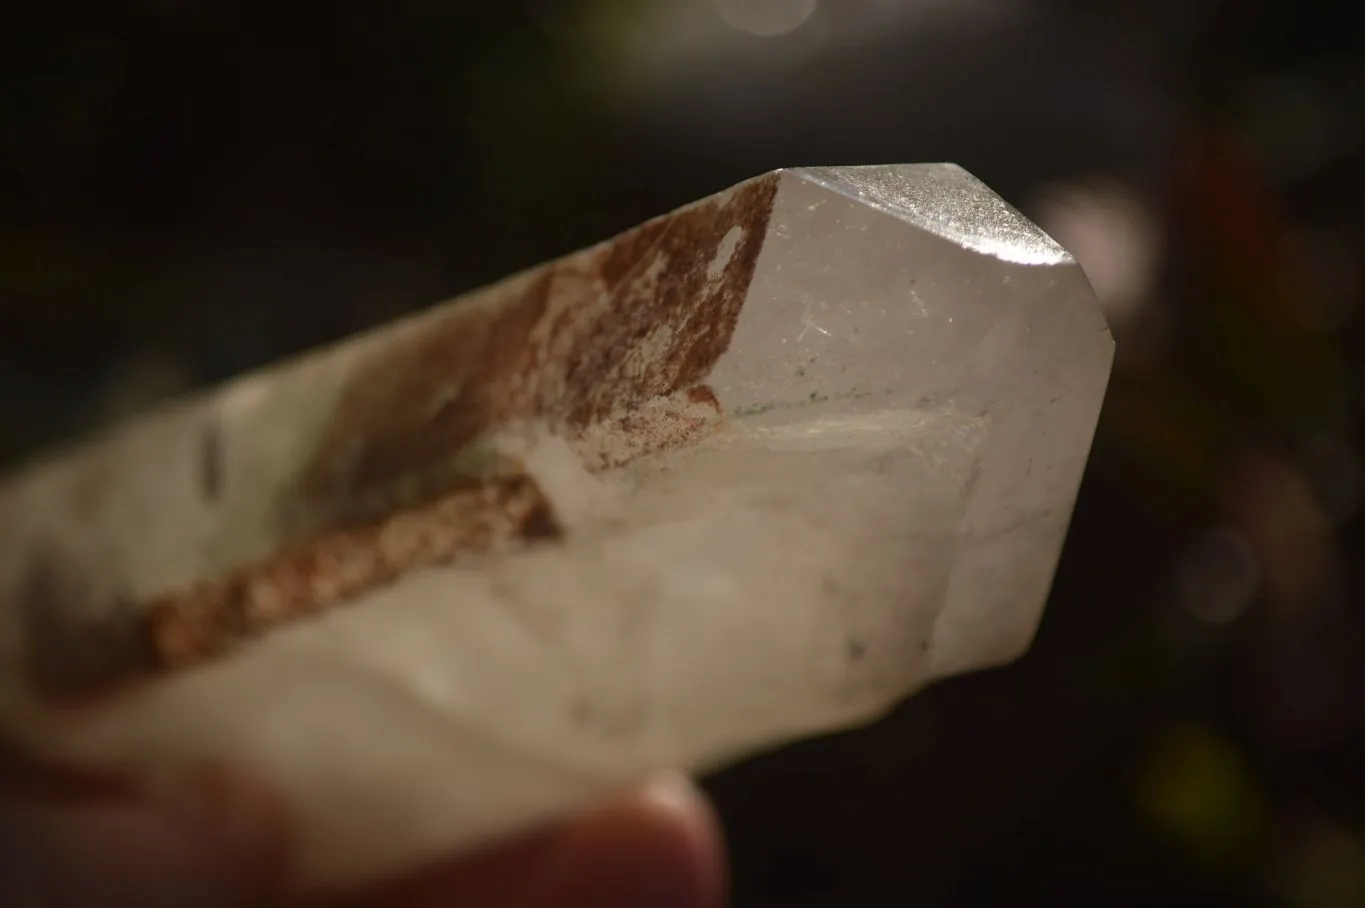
[
  {"x1": 547, "y1": 772, "x2": 727, "y2": 908},
  {"x1": 328, "y1": 773, "x2": 728, "y2": 908},
  {"x1": 636, "y1": 772, "x2": 726, "y2": 861}
]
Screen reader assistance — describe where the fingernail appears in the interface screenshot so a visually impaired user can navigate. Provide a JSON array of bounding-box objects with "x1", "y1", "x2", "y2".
[{"x1": 639, "y1": 773, "x2": 722, "y2": 850}]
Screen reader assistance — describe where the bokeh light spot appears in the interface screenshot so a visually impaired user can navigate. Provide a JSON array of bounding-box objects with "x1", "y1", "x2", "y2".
[
  {"x1": 1175, "y1": 528, "x2": 1259, "y2": 626},
  {"x1": 714, "y1": 0, "x2": 818, "y2": 37}
]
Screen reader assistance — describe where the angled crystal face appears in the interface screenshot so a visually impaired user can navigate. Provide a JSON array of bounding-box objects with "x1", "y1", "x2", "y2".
[
  {"x1": 0, "y1": 165, "x2": 1111, "y2": 894},
  {"x1": 715, "y1": 164, "x2": 1113, "y2": 679}
]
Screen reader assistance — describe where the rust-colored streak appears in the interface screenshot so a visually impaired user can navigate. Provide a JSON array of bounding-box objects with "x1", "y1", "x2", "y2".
[
  {"x1": 291, "y1": 270, "x2": 556, "y2": 533},
  {"x1": 147, "y1": 474, "x2": 559, "y2": 676},
  {"x1": 31, "y1": 475, "x2": 561, "y2": 701},
  {"x1": 558, "y1": 182, "x2": 776, "y2": 428},
  {"x1": 294, "y1": 175, "x2": 779, "y2": 535},
  {"x1": 685, "y1": 385, "x2": 721, "y2": 409},
  {"x1": 28, "y1": 176, "x2": 780, "y2": 700}
]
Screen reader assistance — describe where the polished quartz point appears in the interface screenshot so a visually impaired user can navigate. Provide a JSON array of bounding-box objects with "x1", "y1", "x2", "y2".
[{"x1": 0, "y1": 164, "x2": 1113, "y2": 894}]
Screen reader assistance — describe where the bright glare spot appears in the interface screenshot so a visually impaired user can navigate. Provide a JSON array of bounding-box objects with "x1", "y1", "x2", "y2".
[
  {"x1": 714, "y1": 0, "x2": 818, "y2": 37},
  {"x1": 1175, "y1": 528, "x2": 1259, "y2": 626}
]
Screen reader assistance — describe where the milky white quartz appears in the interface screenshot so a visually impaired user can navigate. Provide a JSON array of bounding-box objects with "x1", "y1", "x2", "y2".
[{"x1": 0, "y1": 165, "x2": 1112, "y2": 894}]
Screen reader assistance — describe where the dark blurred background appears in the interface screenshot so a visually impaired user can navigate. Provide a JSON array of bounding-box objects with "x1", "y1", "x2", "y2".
[{"x1": 3, "y1": 1, "x2": 1364, "y2": 905}]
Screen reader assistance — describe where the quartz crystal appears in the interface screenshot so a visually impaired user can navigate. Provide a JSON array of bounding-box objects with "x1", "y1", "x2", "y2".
[{"x1": 0, "y1": 164, "x2": 1113, "y2": 894}]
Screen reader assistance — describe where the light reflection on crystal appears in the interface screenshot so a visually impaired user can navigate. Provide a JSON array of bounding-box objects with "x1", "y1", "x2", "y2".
[{"x1": 804, "y1": 164, "x2": 1070, "y2": 266}]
